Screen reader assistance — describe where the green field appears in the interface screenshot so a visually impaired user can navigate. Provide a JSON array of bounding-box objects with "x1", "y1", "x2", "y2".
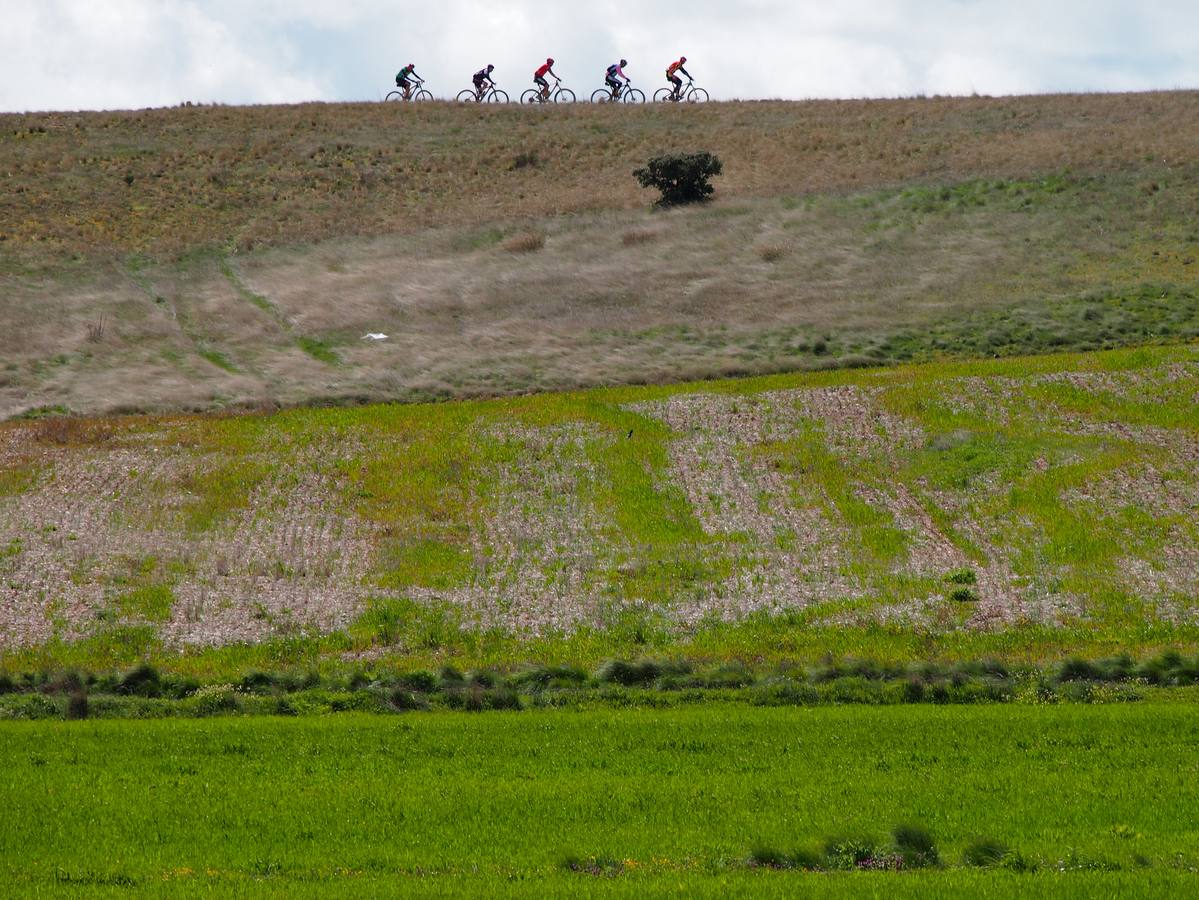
[
  {"x1": 3, "y1": 705, "x2": 1198, "y2": 897},
  {"x1": 3, "y1": 344, "x2": 1198, "y2": 677}
]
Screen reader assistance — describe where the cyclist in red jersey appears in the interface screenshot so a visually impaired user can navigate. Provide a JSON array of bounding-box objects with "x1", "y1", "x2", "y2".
[
  {"x1": 666, "y1": 57, "x2": 692, "y2": 100},
  {"x1": 534, "y1": 58, "x2": 559, "y2": 100}
]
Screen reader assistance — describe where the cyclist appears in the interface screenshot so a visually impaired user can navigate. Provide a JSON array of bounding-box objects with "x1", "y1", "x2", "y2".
[
  {"x1": 534, "y1": 58, "x2": 559, "y2": 100},
  {"x1": 473, "y1": 64, "x2": 496, "y2": 100},
  {"x1": 605, "y1": 60, "x2": 630, "y2": 99},
  {"x1": 394, "y1": 63, "x2": 422, "y2": 100},
  {"x1": 666, "y1": 56, "x2": 692, "y2": 100}
]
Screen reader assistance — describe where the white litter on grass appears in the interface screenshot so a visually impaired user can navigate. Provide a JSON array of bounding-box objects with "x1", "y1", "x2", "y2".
[{"x1": 362, "y1": 333, "x2": 389, "y2": 342}]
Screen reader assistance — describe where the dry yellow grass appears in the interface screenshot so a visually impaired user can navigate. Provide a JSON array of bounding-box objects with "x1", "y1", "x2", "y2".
[
  {"x1": 2, "y1": 93, "x2": 1198, "y2": 417},
  {"x1": 3, "y1": 93, "x2": 1198, "y2": 262}
]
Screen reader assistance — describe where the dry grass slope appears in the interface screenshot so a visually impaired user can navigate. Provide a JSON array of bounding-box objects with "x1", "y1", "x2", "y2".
[{"x1": 2, "y1": 92, "x2": 1198, "y2": 417}]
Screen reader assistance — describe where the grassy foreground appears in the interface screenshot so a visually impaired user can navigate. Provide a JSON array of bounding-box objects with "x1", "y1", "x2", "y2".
[{"x1": 3, "y1": 705, "x2": 1198, "y2": 897}]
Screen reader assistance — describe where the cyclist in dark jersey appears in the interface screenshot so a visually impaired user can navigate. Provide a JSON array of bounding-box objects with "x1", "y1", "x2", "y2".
[
  {"x1": 534, "y1": 58, "x2": 559, "y2": 100},
  {"x1": 667, "y1": 57, "x2": 692, "y2": 100},
  {"x1": 395, "y1": 64, "x2": 422, "y2": 100},
  {"x1": 606, "y1": 60, "x2": 629, "y2": 98},
  {"x1": 473, "y1": 64, "x2": 496, "y2": 100}
]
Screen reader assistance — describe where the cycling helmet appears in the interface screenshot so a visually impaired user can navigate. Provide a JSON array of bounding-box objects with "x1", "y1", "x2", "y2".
[
  {"x1": 547, "y1": 58, "x2": 555, "y2": 65},
  {"x1": 487, "y1": 64, "x2": 495, "y2": 71},
  {"x1": 680, "y1": 56, "x2": 687, "y2": 63},
  {"x1": 620, "y1": 59, "x2": 628, "y2": 67},
  {"x1": 408, "y1": 64, "x2": 415, "y2": 70}
]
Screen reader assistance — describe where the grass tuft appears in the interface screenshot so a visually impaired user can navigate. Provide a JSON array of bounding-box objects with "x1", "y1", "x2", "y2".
[{"x1": 502, "y1": 231, "x2": 546, "y2": 253}]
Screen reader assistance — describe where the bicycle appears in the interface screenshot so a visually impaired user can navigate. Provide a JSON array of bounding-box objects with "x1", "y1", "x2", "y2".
[
  {"x1": 654, "y1": 80, "x2": 709, "y2": 104},
  {"x1": 456, "y1": 82, "x2": 509, "y2": 104},
  {"x1": 590, "y1": 82, "x2": 645, "y2": 104},
  {"x1": 385, "y1": 81, "x2": 433, "y2": 102},
  {"x1": 521, "y1": 80, "x2": 576, "y2": 105}
]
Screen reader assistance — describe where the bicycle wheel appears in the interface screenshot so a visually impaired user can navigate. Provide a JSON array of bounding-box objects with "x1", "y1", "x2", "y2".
[
  {"x1": 555, "y1": 88, "x2": 576, "y2": 104},
  {"x1": 687, "y1": 87, "x2": 710, "y2": 103},
  {"x1": 488, "y1": 89, "x2": 509, "y2": 104},
  {"x1": 591, "y1": 88, "x2": 614, "y2": 104},
  {"x1": 653, "y1": 88, "x2": 674, "y2": 103},
  {"x1": 385, "y1": 91, "x2": 403, "y2": 102},
  {"x1": 624, "y1": 88, "x2": 645, "y2": 104},
  {"x1": 521, "y1": 89, "x2": 542, "y2": 105},
  {"x1": 456, "y1": 89, "x2": 478, "y2": 103},
  {"x1": 414, "y1": 89, "x2": 434, "y2": 102}
]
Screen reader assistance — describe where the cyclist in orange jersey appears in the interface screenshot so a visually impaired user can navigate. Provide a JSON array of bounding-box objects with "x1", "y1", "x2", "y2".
[{"x1": 666, "y1": 56, "x2": 692, "y2": 100}]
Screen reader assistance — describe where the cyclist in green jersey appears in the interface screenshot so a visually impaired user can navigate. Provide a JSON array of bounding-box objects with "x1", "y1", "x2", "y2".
[{"x1": 395, "y1": 64, "x2": 422, "y2": 100}]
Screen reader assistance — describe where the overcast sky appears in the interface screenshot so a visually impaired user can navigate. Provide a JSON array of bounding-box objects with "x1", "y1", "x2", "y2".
[{"x1": 2, "y1": 1, "x2": 1198, "y2": 111}]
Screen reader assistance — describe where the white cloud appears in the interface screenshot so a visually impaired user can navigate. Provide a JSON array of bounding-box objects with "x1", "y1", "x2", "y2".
[{"x1": 1, "y1": 0, "x2": 1197, "y2": 111}]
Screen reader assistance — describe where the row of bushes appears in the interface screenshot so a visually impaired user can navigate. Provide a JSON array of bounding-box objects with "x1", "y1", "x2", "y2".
[
  {"x1": 744, "y1": 825, "x2": 1115, "y2": 874},
  {"x1": 562, "y1": 824, "x2": 1129, "y2": 878},
  {"x1": 0, "y1": 652, "x2": 1194, "y2": 720}
]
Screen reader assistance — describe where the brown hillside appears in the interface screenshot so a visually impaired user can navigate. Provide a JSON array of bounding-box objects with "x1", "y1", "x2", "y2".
[
  {"x1": 1, "y1": 94, "x2": 1198, "y2": 418},
  {"x1": 2, "y1": 92, "x2": 1197, "y2": 261}
]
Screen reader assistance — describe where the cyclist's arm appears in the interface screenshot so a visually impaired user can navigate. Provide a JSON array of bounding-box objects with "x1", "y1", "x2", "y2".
[{"x1": 679, "y1": 66, "x2": 692, "y2": 80}]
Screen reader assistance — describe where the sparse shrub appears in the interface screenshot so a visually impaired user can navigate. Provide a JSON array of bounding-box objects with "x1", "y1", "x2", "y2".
[
  {"x1": 481, "y1": 687, "x2": 522, "y2": 711},
  {"x1": 397, "y1": 670, "x2": 439, "y2": 693},
  {"x1": 633, "y1": 151, "x2": 723, "y2": 207},
  {"x1": 191, "y1": 684, "x2": 239, "y2": 716},
  {"x1": 903, "y1": 677, "x2": 926, "y2": 703},
  {"x1": 502, "y1": 231, "x2": 545, "y2": 253},
  {"x1": 751, "y1": 678, "x2": 821, "y2": 706},
  {"x1": 893, "y1": 824, "x2": 939, "y2": 868},
  {"x1": 467, "y1": 669, "x2": 497, "y2": 688},
  {"x1": 757, "y1": 244, "x2": 787, "y2": 263},
  {"x1": 511, "y1": 151, "x2": 539, "y2": 170},
  {"x1": 510, "y1": 665, "x2": 588, "y2": 691},
  {"x1": 0, "y1": 674, "x2": 16, "y2": 694},
  {"x1": 949, "y1": 587, "x2": 980, "y2": 603},
  {"x1": 946, "y1": 568, "x2": 978, "y2": 585},
  {"x1": 748, "y1": 846, "x2": 792, "y2": 869},
  {"x1": 339, "y1": 671, "x2": 367, "y2": 692},
  {"x1": 561, "y1": 855, "x2": 624, "y2": 877},
  {"x1": 238, "y1": 671, "x2": 277, "y2": 694},
  {"x1": 963, "y1": 837, "x2": 1011, "y2": 867},
  {"x1": 702, "y1": 663, "x2": 754, "y2": 689},
  {"x1": 273, "y1": 697, "x2": 298, "y2": 716},
  {"x1": 390, "y1": 689, "x2": 428, "y2": 711},
  {"x1": 66, "y1": 688, "x2": 89, "y2": 720},
  {"x1": 824, "y1": 836, "x2": 879, "y2": 870},
  {"x1": 2, "y1": 694, "x2": 58, "y2": 720},
  {"x1": 118, "y1": 663, "x2": 162, "y2": 698},
  {"x1": 1058, "y1": 657, "x2": 1102, "y2": 682},
  {"x1": 595, "y1": 659, "x2": 650, "y2": 686},
  {"x1": 826, "y1": 676, "x2": 883, "y2": 704},
  {"x1": 445, "y1": 684, "x2": 522, "y2": 712},
  {"x1": 438, "y1": 665, "x2": 465, "y2": 687}
]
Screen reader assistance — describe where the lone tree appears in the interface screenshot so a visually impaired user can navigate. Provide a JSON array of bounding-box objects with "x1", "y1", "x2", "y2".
[{"x1": 634, "y1": 151, "x2": 723, "y2": 207}]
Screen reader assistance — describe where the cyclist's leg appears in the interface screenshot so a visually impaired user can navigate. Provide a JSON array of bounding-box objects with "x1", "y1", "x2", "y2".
[
  {"x1": 671, "y1": 75, "x2": 683, "y2": 99},
  {"x1": 535, "y1": 75, "x2": 549, "y2": 99}
]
